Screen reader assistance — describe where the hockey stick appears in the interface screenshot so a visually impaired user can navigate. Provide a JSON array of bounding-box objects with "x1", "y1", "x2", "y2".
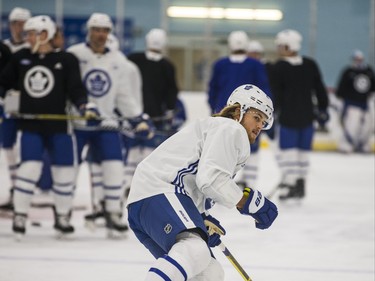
[
  {"x1": 6, "y1": 113, "x2": 120, "y2": 121},
  {"x1": 6, "y1": 112, "x2": 176, "y2": 138},
  {"x1": 218, "y1": 242, "x2": 253, "y2": 281}
]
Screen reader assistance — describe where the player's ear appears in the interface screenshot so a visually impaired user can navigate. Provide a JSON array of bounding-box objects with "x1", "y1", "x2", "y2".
[{"x1": 233, "y1": 106, "x2": 241, "y2": 122}]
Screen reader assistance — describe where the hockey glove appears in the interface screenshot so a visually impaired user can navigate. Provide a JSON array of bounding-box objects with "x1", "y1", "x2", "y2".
[
  {"x1": 128, "y1": 113, "x2": 155, "y2": 139},
  {"x1": 80, "y1": 102, "x2": 101, "y2": 126},
  {"x1": 314, "y1": 108, "x2": 329, "y2": 128},
  {"x1": 202, "y1": 213, "x2": 226, "y2": 247},
  {"x1": 237, "y1": 187, "x2": 278, "y2": 230}
]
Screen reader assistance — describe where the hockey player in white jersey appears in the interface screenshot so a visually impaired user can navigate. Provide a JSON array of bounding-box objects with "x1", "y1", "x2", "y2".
[
  {"x1": 68, "y1": 13, "x2": 152, "y2": 237},
  {"x1": 83, "y1": 33, "x2": 148, "y2": 229},
  {"x1": 127, "y1": 84, "x2": 278, "y2": 281}
]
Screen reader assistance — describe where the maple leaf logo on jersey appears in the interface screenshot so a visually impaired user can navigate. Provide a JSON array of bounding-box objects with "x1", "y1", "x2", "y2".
[
  {"x1": 90, "y1": 74, "x2": 107, "y2": 92},
  {"x1": 24, "y1": 65, "x2": 54, "y2": 98},
  {"x1": 83, "y1": 69, "x2": 111, "y2": 97},
  {"x1": 30, "y1": 71, "x2": 48, "y2": 91}
]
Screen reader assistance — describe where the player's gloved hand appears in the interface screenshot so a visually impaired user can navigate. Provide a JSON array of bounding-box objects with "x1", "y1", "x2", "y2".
[
  {"x1": 314, "y1": 108, "x2": 329, "y2": 128},
  {"x1": 159, "y1": 109, "x2": 174, "y2": 132},
  {"x1": 237, "y1": 187, "x2": 278, "y2": 230},
  {"x1": 202, "y1": 213, "x2": 226, "y2": 247},
  {"x1": 80, "y1": 102, "x2": 101, "y2": 126},
  {"x1": 128, "y1": 113, "x2": 155, "y2": 139}
]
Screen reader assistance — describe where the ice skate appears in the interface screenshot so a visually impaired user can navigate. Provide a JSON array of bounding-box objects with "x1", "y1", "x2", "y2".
[
  {"x1": 54, "y1": 214, "x2": 74, "y2": 239},
  {"x1": 104, "y1": 211, "x2": 128, "y2": 239},
  {"x1": 84, "y1": 209, "x2": 105, "y2": 231},
  {"x1": 0, "y1": 199, "x2": 14, "y2": 211},
  {"x1": 0, "y1": 189, "x2": 14, "y2": 211},
  {"x1": 278, "y1": 179, "x2": 305, "y2": 201},
  {"x1": 12, "y1": 213, "x2": 27, "y2": 241}
]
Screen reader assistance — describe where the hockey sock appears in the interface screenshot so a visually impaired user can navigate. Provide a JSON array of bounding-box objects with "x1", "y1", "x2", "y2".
[
  {"x1": 13, "y1": 161, "x2": 42, "y2": 214},
  {"x1": 89, "y1": 162, "x2": 104, "y2": 209},
  {"x1": 102, "y1": 160, "x2": 124, "y2": 212},
  {"x1": 145, "y1": 232, "x2": 211, "y2": 281},
  {"x1": 52, "y1": 166, "x2": 75, "y2": 215}
]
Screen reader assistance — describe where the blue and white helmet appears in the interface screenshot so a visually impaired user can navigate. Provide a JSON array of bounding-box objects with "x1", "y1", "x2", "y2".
[{"x1": 227, "y1": 84, "x2": 274, "y2": 130}]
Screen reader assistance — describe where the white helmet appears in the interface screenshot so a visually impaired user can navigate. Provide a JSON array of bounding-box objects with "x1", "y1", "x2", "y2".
[
  {"x1": 227, "y1": 84, "x2": 274, "y2": 130},
  {"x1": 352, "y1": 49, "x2": 364, "y2": 60},
  {"x1": 275, "y1": 29, "x2": 302, "y2": 52},
  {"x1": 9, "y1": 7, "x2": 31, "y2": 22},
  {"x1": 228, "y1": 31, "x2": 249, "y2": 51},
  {"x1": 248, "y1": 40, "x2": 264, "y2": 53},
  {"x1": 87, "y1": 13, "x2": 113, "y2": 31},
  {"x1": 106, "y1": 33, "x2": 120, "y2": 50},
  {"x1": 146, "y1": 28, "x2": 167, "y2": 50},
  {"x1": 24, "y1": 15, "x2": 56, "y2": 41}
]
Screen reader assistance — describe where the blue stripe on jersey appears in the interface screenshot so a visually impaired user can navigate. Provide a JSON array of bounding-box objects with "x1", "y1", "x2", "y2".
[
  {"x1": 172, "y1": 160, "x2": 199, "y2": 192},
  {"x1": 164, "y1": 255, "x2": 187, "y2": 280},
  {"x1": 149, "y1": 267, "x2": 171, "y2": 281}
]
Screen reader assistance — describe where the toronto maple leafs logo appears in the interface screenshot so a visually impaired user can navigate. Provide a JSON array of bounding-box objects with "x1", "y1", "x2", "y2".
[
  {"x1": 353, "y1": 74, "x2": 370, "y2": 94},
  {"x1": 83, "y1": 69, "x2": 111, "y2": 97},
  {"x1": 24, "y1": 66, "x2": 54, "y2": 98}
]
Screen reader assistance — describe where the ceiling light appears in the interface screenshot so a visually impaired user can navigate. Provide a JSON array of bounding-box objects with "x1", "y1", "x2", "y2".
[{"x1": 167, "y1": 6, "x2": 283, "y2": 21}]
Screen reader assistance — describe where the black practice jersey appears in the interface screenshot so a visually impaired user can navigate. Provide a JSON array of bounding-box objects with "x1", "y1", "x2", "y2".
[
  {"x1": 0, "y1": 42, "x2": 11, "y2": 71},
  {"x1": 0, "y1": 48, "x2": 88, "y2": 134},
  {"x1": 336, "y1": 65, "x2": 375, "y2": 107},
  {"x1": 128, "y1": 52, "x2": 178, "y2": 118},
  {"x1": 268, "y1": 56, "x2": 329, "y2": 128}
]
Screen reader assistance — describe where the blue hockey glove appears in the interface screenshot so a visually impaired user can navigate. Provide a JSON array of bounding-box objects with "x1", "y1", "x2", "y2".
[
  {"x1": 80, "y1": 102, "x2": 101, "y2": 126},
  {"x1": 237, "y1": 187, "x2": 278, "y2": 230},
  {"x1": 202, "y1": 213, "x2": 226, "y2": 247},
  {"x1": 128, "y1": 113, "x2": 155, "y2": 139}
]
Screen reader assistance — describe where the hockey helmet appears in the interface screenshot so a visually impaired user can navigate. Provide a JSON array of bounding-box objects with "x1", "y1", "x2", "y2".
[
  {"x1": 87, "y1": 13, "x2": 113, "y2": 31},
  {"x1": 275, "y1": 29, "x2": 302, "y2": 52},
  {"x1": 145, "y1": 29, "x2": 167, "y2": 51},
  {"x1": 228, "y1": 31, "x2": 249, "y2": 52},
  {"x1": 248, "y1": 40, "x2": 264, "y2": 53},
  {"x1": 24, "y1": 15, "x2": 56, "y2": 41},
  {"x1": 9, "y1": 7, "x2": 31, "y2": 22},
  {"x1": 352, "y1": 49, "x2": 364, "y2": 60},
  {"x1": 227, "y1": 84, "x2": 274, "y2": 130}
]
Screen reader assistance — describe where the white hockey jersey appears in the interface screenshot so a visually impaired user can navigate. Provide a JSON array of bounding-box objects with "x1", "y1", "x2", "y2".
[
  {"x1": 127, "y1": 116, "x2": 250, "y2": 213},
  {"x1": 67, "y1": 43, "x2": 142, "y2": 128}
]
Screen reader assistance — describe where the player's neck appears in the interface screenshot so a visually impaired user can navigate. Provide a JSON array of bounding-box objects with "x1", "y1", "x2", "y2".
[{"x1": 37, "y1": 44, "x2": 54, "y2": 54}]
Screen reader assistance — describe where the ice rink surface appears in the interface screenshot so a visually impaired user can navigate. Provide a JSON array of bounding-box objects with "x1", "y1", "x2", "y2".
[{"x1": 0, "y1": 148, "x2": 374, "y2": 281}]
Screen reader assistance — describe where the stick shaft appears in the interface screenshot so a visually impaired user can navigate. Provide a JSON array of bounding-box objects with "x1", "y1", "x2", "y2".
[{"x1": 218, "y1": 242, "x2": 252, "y2": 281}]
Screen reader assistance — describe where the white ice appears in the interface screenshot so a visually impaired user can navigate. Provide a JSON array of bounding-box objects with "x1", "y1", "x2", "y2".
[{"x1": 0, "y1": 93, "x2": 374, "y2": 281}]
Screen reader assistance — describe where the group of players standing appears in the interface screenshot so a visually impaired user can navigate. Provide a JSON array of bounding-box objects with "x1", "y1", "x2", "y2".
[{"x1": 0, "y1": 8, "x2": 182, "y2": 240}]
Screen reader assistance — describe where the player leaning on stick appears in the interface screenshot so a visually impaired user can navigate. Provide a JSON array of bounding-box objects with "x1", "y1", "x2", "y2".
[
  {"x1": 0, "y1": 15, "x2": 98, "y2": 239},
  {"x1": 127, "y1": 84, "x2": 278, "y2": 281}
]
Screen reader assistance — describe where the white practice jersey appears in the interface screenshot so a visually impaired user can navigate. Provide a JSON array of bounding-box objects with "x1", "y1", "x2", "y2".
[
  {"x1": 127, "y1": 116, "x2": 250, "y2": 213},
  {"x1": 67, "y1": 43, "x2": 142, "y2": 128}
]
